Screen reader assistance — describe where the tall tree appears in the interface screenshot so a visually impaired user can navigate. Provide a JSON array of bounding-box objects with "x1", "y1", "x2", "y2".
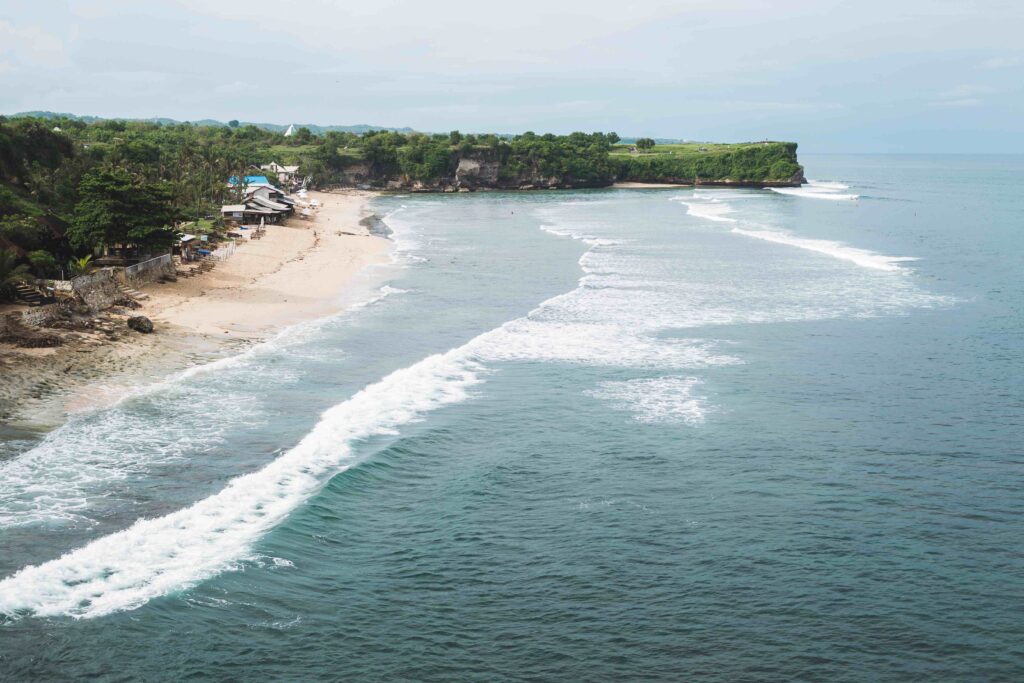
[
  {"x1": 68, "y1": 168, "x2": 177, "y2": 252},
  {"x1": 630, "y1": 137, "x2": 655, "y2": 152}
]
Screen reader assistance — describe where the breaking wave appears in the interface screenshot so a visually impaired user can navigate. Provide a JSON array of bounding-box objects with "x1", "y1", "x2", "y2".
[
  {"x1": 768, "y1": 180, "x2": 859, "y2": 200},
  {"x1": 730, "y1": 228, "x2": 918, "y2": 272}
]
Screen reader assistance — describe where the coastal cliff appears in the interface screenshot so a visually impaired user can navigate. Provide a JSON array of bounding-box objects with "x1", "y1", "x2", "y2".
[{"x1": 315, "y1": 136, "x2": 804, "y2": 192}]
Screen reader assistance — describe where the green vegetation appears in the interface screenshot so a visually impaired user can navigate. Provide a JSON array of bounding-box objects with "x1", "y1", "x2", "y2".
[
  {"x1": 0, "y1": 115, "x2": 309, "y2": 295},
  {"x1": 0, "y1": 247, "x2": 31, "y2": 298},
  {"x1": 611, "y1": 141, "x2": 802, "y2": 183},
  {"x1": 0, "y1": 114, "x2": 801, "y2": 300},
  {"x1": 68, "y1": 168, "x2": 177, "y2": 251},
  {"x1": 635, "y1": 137, "x2": 656, "y2": 152}
]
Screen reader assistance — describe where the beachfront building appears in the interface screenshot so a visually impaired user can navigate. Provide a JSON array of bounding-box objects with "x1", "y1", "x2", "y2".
[
  {"x1": 222, "y1": 174, "x2": 296, "y2": 227},
  {"x1": 260, "y1": 162, "x2": 301, "y2": 184},
  {"x1": 221, "y1": 204, "x2": 246, "y2": 223},
  {"x1": 176, "y1": 233, "x2": 197, "y2": 261},
  {"x1": 221, "y1": 203, "x2": 278, "y2": 225},
  {"x1": 221, "y1": 187, "x2": 293, "y2": 226}
]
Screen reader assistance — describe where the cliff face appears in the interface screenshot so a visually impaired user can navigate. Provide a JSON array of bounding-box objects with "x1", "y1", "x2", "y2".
[
  {"x1": 323, "y1": 143, "x2": 804, "y2": 192},
  {"x1": 334, "y1": 157, "x2": 602, "y2": 192}
]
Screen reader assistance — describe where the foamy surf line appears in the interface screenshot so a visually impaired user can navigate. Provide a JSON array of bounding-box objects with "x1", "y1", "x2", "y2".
[
  {"x1": 670, "y1": 197, "x2": 737, "y2": 223},
  {"x1": 0, "y1": 284, "x2": 408, "y2": 530},
  {"x1": 731, "y1": 228, "x2": 918, "y2": 271},
  {"x1": 0, "y1": 346, "x2": 485, "y2": 620},
  {"x1": 768, "y1": 180, "x2": 858, "y2": 200}
]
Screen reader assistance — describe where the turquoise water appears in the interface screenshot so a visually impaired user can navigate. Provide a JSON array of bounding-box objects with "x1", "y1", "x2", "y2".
[{"x1": 1, "y1": 155, "x2": 1022, "y2": 680}]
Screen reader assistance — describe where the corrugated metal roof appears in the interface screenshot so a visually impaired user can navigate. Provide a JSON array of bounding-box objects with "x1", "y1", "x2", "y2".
[
  {"x1": 221, "y1": 204, "x2": 246, "y2": 212},
  {"x1": 251, "y1": 195, "x2": 289, "y2": 211}
]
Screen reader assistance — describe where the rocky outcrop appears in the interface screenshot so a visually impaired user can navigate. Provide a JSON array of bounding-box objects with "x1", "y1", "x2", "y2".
[
  {"x1": 127, "y1": 315, "x2": 154, "y2": 333},
  {"x1": 690, "y1": 167, "x2": 806, "y2": 188},
  {"x1": 66, "y1": 269, "x2": 123, "y2": 312},
  {"x1": 0, "y1": 311, "x2": 63, "y2": 347},
  {"x1": 454, "y1": 157, "x2": 501, "y2": 189}
]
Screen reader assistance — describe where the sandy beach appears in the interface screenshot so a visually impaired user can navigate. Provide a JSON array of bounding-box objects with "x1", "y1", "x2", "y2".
[
  {"x1": 144, "y1": 190, "x2": 389, "y2": 338},
  {"x1": 0, "y1": 190, "x2": 389, "y2": 427},
  {"x1": 611, "y1": 181, "x2": 686, "y2": 189}
]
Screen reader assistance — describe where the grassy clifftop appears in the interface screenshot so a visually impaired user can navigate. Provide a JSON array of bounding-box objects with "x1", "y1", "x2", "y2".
[{"x1": 612, "y1": 141, "x2": 804, "y2": 186}]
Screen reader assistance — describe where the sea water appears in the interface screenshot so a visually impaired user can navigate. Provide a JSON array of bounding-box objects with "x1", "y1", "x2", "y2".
[{"x1": 0, "y1": 155, "x2": 1021, "y2": 680}]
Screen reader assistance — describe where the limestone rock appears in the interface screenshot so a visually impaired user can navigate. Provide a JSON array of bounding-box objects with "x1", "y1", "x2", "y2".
[{"x1": 127, "y1": 316, "x2": 154, "y2": 334}]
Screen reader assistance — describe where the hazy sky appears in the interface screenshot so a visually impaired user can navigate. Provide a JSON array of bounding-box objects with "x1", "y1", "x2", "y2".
[{"x1": 2, "y1": 0, "x2": 1021, "y2": 151}]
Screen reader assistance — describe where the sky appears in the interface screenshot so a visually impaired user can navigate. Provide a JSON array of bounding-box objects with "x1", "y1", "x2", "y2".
[{"x1": 1, "y1": 0, "x2": 1021, "y2": 152}]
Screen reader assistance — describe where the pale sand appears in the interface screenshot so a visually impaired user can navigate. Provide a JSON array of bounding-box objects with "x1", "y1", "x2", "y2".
[
  {"x1": 0, "y1": 190, "x2": 388, "y2": 427},
  {"x1": 142, "y1": 190, "x2": 390, "y2": 338},
  {"x1": 612, "y1": 182, "x2": 687, "y2": 189}
]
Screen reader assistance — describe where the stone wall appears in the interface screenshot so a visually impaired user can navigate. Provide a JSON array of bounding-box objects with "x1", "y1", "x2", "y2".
[
  {"x1": 69, "y1": 269, "x2": 122, "y2": 312},
  {"x1": 120, "y1": 255, "x2": 176, "y2": 288}
]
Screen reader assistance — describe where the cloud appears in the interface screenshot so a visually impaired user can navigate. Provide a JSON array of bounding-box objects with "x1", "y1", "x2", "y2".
[
  {"x1": 982, "y1": 55, "x2": 1022, "y2": 69},
  {"x1": 939, "y1": 84, "x2": 996, "y2": 99},
  {"x1": 931, "y1": 84, "x2": 996, "y2": 108},
  {"x1": 932, "y1": 98, "x2": 983, "y2": 108},
  {"x1": 0, "y1": 20, "x2": 68, "y2": 68}
]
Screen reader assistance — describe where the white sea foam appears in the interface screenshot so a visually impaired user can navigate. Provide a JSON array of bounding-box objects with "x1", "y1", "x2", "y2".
[
  {"x1": 672, "y1": 198, "x2": 737, "y2": 223},
  {"x1": 768, "y1": 180, "x2": 859, "y2": 200},
  {"x1": 383, "y1": 205, "x2": 428, "y2": 264},
  {"x1": 586, "y1": 376, "x2": 708, "y2": 425},
  {"x1": 730, "y1": 228, "x2": 918, "y2": 272},
  {"x1": 0, "y1": 280, "x2": 406, "y2": 529},
  {"x1": 0, "y1": 347, "x2": 485, "y2": 619},
  {"x1": 476, "y1": 320, "x2": 737, "y2": 369},
  {"x1": 349, "y1": 284, "x2": 409, "y2": 311},
  {"x1": 539, "y1": 224, "x2": 620, "y2": 247}
]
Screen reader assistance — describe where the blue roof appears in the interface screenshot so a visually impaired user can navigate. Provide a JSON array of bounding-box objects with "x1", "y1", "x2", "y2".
[{"x1": 228, "y1": 175, "x2": 272, "y2": 186}]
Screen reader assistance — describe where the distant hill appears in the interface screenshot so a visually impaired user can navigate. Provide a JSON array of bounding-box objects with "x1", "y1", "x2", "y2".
[{"x1": 9, "y1": 111, "x2": 415, "y2": 135}]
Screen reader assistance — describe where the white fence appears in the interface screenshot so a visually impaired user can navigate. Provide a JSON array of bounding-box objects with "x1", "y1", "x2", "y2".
[
  {"x1": 208, "y1": 241, "x2": 237, "y2": 261},
  {"x1": 124, "y1": 253, "x2": 172, "y2": 277}
]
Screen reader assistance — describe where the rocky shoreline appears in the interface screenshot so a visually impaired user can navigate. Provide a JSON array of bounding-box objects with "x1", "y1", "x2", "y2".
[{"x1": 0, "y1": 190, "x2": 387, "y2": 431}]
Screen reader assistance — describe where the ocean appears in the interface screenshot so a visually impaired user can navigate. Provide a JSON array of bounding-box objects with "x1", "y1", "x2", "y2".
[{"x1": 0, "y1": 154, "x2": 1021, "y2": 680}]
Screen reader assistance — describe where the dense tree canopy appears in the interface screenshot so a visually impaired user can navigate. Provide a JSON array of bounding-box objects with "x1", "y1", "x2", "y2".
[
  {"x1": 635, "y1": 137, "x2": 656, "y2": 151},
  {"x1": 69, "y1": 168, "x2": 177, "y2": 250}
]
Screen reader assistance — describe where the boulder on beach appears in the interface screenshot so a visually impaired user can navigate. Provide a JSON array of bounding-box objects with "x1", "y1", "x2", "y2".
[{"x1": 127, "y1": 316, "x2": 154, "y2": 334}]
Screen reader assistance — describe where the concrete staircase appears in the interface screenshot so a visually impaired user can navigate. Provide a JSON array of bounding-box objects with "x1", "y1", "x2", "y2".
[
  {"x1": 116, "y1": 281, "x2": 149, "y2": 301},
  {"x1": 13, "y1": 282, "x2": 48, "y2": 306}
]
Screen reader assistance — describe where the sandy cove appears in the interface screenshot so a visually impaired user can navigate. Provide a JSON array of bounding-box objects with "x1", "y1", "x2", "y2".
[
  {"x1": 143, "y1": 190, "x2": 389, "y2": 338},
  {"x1": 0, "y1": 190, "x2": 389, "y2": 428}
]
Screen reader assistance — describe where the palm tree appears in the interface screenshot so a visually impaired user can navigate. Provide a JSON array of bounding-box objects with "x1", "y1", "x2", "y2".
[{"x1": 67, "y1": 254, "x2": 92, "y2": 277}]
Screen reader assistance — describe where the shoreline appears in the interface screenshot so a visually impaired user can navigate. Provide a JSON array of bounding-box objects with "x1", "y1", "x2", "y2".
[
  {"x1": 612, "y1": 182, "x2": 685, "y2": 189},
  {"x1": 0, "y1": 190, "x2": 389, "y2": 431}
]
